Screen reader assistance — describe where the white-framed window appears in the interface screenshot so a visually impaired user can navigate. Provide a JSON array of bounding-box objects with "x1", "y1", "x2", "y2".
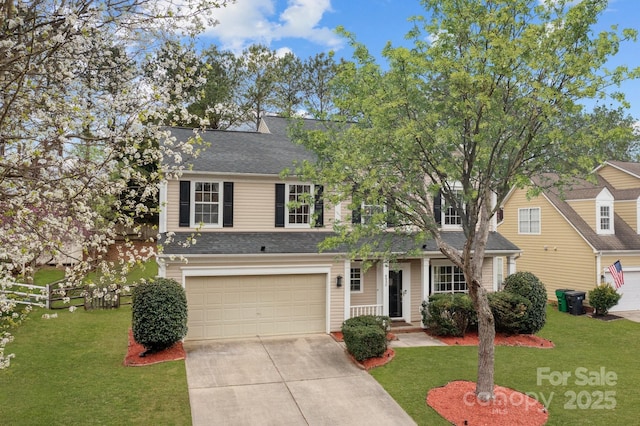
[
  {"x1": 361, "y1": 203, "x2": 386, "y2": 225},
  {"x1": 596, "y1": 189, "x2": 614, "y2": 235},
  {"x1": 350, "y1": 267, "x2": 362, "y2": 292},
  {"x1": 192, "y1": 181, "x2": 222, "y2": 227},
  {"x1": 518, "y1": 207, "x2": 540, "y2": 234},
  {"x1": 433, "y1": 264, "x2": 467, "y2": 293},
  {"x1": 287, "y1": 184, "x2": 312, "y2": 227},
  {"x1": 441, "y1": 188, "x2": 463, "y2": 230}
]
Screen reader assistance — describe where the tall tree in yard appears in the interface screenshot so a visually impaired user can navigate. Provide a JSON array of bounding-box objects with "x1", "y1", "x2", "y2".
[
  {"x1": 293, "y1": 0, "x2": 638, "y2": 400},
  {"x1": 0, "y1": 0, "x2": 229, "y2": 368}
]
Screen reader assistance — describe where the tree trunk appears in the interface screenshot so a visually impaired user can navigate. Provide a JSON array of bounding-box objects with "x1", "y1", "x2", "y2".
[{"x1": 469, "y1": 279, "x2": 495, "y2": 401}]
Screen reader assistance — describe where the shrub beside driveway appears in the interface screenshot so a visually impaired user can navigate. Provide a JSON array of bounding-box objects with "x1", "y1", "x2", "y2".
[{"x1": 0, "y1": 306, "x2": 191, "y2": 425}]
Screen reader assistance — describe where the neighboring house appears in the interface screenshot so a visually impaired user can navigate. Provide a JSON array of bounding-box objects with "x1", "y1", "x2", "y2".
[
  {"x1": 498, "y1": 161, "x2": 640, "y2": 312},
  {"x1": 157, "y1": 116, "x2": 521, "y2": 341}
]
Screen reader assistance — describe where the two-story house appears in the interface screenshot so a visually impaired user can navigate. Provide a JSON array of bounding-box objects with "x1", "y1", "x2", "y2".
[
  {"x1": 157, "y1": 116, "x2": 521, "y2": 341},
  {"x1": 498, "y1": 161, "x2": 640, "y2": 312}
]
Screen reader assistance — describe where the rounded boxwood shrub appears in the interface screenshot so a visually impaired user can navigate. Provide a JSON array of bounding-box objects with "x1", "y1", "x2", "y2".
[
  {"x1": 422, "y1": 293, "x2": 476, "y2": 337},
  {"x1": 588, "y1": 283, "x2": 621, "y2": 316},
  {"x1": 341, "y1": 316, "x2": 388, "y2": 362},
  {"x1": 488, "y1": 291, "x2": 531, "y2": 335},
  {"x1": 132, "y1": 278, "x2": 188, "y2": 354},
  {"x1": 502, "y1": 271, "x2": 547, "y2": 334}
]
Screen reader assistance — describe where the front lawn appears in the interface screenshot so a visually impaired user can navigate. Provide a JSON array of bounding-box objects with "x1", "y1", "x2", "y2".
[
  {"x1": 371, "y1": 308, "x2": 640, "y2": 425},
  {"x1": 0, "y1": 306, "x2": 191, "y2": 425}
]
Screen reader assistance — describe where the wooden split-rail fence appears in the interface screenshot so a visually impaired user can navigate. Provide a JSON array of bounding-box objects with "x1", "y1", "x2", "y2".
[{"x1": 1, "y1": 279, "x2": 134, "y2": 310}]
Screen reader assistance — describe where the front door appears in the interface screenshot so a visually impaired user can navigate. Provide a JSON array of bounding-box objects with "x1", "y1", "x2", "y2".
[{"x1": 389, "y1": 270, "x2": 403, "y2": 318}]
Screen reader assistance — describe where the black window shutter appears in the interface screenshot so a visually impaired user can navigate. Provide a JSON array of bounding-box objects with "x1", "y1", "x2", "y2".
[
  {"x1": 314, "y1": 185, "x2": 324, "y2": 228},
  {"x1": 386, "y1": 199, "x2": 393, "y2": 228},
  {"x1": 275, "y1": 183, "x2": 285, "y2": 227},
  {"x1": 223, "y1": 182, "x2": 234, "y2": 227},
  {"x1": 434, "y1": 191, "x2": 442, "y2": 226},
  {"x1": 179, "y1": 181, "x2": 190, "y2": 227},
  {"x1": 352, "y1": 206, "x2": 361, "y2": 224}
]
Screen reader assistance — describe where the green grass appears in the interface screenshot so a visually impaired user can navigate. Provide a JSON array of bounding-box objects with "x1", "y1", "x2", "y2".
[
  {"x1": 371, "y1": 308, "x2": 640, "y2": 425},
  {"x1": 0, "y1": 306, "x2": 191, "y2": 425}
]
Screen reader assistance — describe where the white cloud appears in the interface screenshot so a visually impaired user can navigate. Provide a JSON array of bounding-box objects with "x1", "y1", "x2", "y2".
[{"x1": 202, "y1": 0, "x2": 343, "y2": 53}]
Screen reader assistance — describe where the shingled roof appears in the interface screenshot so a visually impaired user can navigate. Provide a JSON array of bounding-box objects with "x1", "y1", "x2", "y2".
[
  {"x1": 164, "y1": 116, "x2": 351, "y2": 175},
  {"x1": 160, "y1": 231, "x2": 520, "y2": 255},
  {"x1": 535, "y1": 173, "x2": 640, "y2": 252}
]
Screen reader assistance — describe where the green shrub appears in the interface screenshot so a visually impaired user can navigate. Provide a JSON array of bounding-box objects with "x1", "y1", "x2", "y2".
[
  {"x1": 342, "y1": 315, "x2": 390, "y2": 332},
  {"x1": 488, "y1": 291, "x2": 531, "y2": 335},
  {"x1": 422, "y1": 293, "x2": 476, "y2": 337},
  {"x1": 503, "y1": 271, "x2": 547, "y2": 334},
  {"x1": 132, "y1": 278, "x2": 188, "y2": 353},
  {"x1": 588, "y1": 284, "x2": 621, "y2": 316},
  {"x1": 342, "y1": 316, "x2": 388, "y2": 362}
]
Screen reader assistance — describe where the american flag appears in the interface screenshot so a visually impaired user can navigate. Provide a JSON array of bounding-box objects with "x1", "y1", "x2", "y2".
[{"x1": 608, "y1": 260, "x2": 625, "y2": 289}]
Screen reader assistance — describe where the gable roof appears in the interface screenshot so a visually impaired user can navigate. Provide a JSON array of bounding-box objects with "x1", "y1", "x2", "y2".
[
  {"x1": 532, "y1": 173, "x2": 640, "y2": 252},
  {"x1": 595, "y1": 160, "x2": 640, "y2": 179}
]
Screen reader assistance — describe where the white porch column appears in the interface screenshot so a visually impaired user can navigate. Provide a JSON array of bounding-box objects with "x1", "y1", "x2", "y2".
[
  {"x1": 507, "y1": 256, "x2": 517, "y2": 276},
  {"x1": 421, "y1": 257, "x2": 430, "y2": 301},
  {"x1": 344, "y1": 259, "x2": 351, "y2": 321},
  {"x1": 380, "y1": 260, "x2": 390, "y2": 316},
  {"x1": 421, "y1": 257, "x2": 430, "y2": 327}
]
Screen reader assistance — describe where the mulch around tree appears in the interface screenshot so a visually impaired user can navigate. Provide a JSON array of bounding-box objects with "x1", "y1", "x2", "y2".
[
  {"x1": 123, "y1": 329, "x2": 186, "y2": 366},
  {"x1": 427, "y1": 380, "x2": 549, "y2": 425}
]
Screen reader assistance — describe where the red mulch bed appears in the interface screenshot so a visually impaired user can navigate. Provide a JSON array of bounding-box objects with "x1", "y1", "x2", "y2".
[
  {"x1": 123, "y1": 329, "x2": 186, "y2": 366},
  {"x1": 427, "y1": 380, "x2": 549, "y2": 425},
  {"x1": 331, "y1": 331, "x2": 396, "y2": 369},
  {"x1": 429, "y1": 331, "x2": 554, "y2": 348}
]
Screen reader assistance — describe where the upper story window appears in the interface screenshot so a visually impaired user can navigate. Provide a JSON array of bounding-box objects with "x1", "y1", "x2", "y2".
[
  {"x1": 288, "y1": 184, "x2": 312, "y2": 226},
  {"x1": 596, "y1": 189, "x2": 614, "y2": 235},
  {"x1": 193, "y1": 181, "x2": 221, "y2": 227},
  {"x1": 361, "y1": 203, "x2": 386, "y2": 225},
  {"x1": 275, "y1": 183, "x2": 323, "y2": 228},
  {"x1": 518, "y1": 207, "x2": 540, "y2": 234},
  {"x1": 436, "y1": 187, "x2": 464, "y2": 230},
  {"x1": 599, "y1": 205, "x2": 611, "y2": 232},
  {"x1": 433, "y1": 264, "x2": 467, "y2": 293}
]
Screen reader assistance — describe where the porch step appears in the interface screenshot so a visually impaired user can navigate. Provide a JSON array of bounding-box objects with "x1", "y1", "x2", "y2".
[{"x1": 389, "y1": 321, "x2": 424, "y2": 333}]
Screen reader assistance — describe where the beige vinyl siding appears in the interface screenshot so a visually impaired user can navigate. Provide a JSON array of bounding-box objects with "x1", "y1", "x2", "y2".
[
  {"x1": 499, "y1": 188, "x2": 597, "y2": 299},
  {"x1": 567, "y1": 199, "x2": 596, "y2": 231},
  {"x1": 615, "y1": 200, "x2": 638, "y2": 233},
  {"x1": 598, "y1": 166, "x2": 640, "y2": 190},
  {"x1": 165, "y1": 176, "x2": 336, "y2": 233},
  {"x1": 350, "y1": 267, "x2": 378, "y2": 307},
  {"x1": 481, "y1": 258, "x2": 495, "y2": 292}
]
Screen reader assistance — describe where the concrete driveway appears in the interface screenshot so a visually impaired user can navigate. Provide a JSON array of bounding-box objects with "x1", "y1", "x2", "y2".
[{"x1": 184, "y1": 334, "x2": 416, "y2": 426}]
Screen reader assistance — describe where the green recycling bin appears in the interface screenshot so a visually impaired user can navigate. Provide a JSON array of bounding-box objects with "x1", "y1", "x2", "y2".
[{"x1": 555, "y1": 289, "x2": 573, "y2": 312}]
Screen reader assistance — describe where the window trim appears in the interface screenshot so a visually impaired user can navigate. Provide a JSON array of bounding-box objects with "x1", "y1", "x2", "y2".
[
  {"x1": 440, "y1": 187, "x2": 464, "y2": 230},
  {"x1": 191, "y1": 180, "x2": 223, "y2": 228},
  {"x1": 596, "y1": 202, "x2": 614, "y2": 235},
  {"x1": 285, "y1": 183, "x2": 314, "y2": 228},
  {"x1": 518, "y1": 207, "x2": 541, "y2": 235},
  {"x1": 350, "y1": 265, "x2": 363, "y2": 293},
  {"x1": 431, "y1": 262, "x2": 468, "y2": 294}
]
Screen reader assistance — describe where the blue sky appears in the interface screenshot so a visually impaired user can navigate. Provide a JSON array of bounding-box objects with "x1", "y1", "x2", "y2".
[{"x1": 201, "y1": 0, "x2": 640, "y2": 120}]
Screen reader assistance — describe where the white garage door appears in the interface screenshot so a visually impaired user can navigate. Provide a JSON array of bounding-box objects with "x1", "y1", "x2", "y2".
[
  {"x1": 605, "y1": 268, "x2": 640, "y2": 312},
  {"x1": 185, "y1": 274, "x2": 326, "y2": 340}
]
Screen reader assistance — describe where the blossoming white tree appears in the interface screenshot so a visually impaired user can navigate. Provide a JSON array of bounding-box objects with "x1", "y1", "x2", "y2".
[{"x1": 0, "y1": 0, "x2": 229, "y2": 368}]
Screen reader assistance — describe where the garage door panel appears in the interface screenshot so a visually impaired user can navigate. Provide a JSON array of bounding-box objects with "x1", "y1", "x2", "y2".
[
  {"x1": 606, "y1": 269, "x2": 640, "y2": 312},
  {"x1": 186, "y1": 273, "x2": 326, "y2": 340}
]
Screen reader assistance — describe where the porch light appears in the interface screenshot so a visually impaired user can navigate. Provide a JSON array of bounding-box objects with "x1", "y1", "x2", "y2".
[{"x1": 336, "y1": 275, "x2": 343, "y2": 287}]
